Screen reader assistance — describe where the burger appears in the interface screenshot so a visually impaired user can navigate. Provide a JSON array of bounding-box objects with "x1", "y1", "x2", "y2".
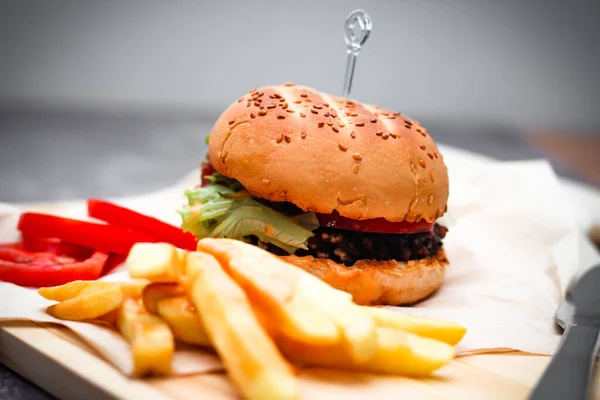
[{"x1": 179, "y1": 84, "x2": 449, "y2": 306}]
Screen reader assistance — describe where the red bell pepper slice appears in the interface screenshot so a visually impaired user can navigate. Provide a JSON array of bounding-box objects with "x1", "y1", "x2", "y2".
[
  {"x1": 18, "y1": 212, "x2": 158, "y2": 255},
  {"x1": 0, "y1": 243, "x2": 108, "y2": 287},
  {"x1": 87, "y1": 199, "x2": 197, "y2": 251}
]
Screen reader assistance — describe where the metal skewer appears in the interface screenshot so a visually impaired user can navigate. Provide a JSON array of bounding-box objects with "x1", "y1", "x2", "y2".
[{"x1": 342, "y1": 10, "x2": 372, "y2": 100}]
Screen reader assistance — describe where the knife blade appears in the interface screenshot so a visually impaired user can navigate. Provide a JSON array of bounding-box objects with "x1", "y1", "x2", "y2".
[{"x1": 529, "y1": 263, "x2": 600, "y2": 400}]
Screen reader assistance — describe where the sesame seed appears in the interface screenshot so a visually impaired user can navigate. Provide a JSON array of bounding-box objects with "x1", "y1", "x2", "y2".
[
  {"x1": 250, "y1": 88, "x2": 258, "y2": 93},
  {"x1": 267, "y1": 104, "x2": 276, "y2": 109},
  {"x1": 293, "y1": 100, "x2": 301, "y2": 104},
  {"x1": 250, "y1": 113, "x2": 256, "y2": 118},
  {"x1": 388, "y1": 116, "x2": 396, "y2": 119},
  {"x1": 404, "y1": 120, "x2": 413, "y2": 126},
  {"x1": 284, "y1": 82, "x2": 294, "y2": 87},
  {"x1": 301, "y1": 130, "x2": 307, "y2": 138},
  {"x1": 282, "y1": 103, "x2": 288, "y2": 109},
  {"x1": 238, "y1": 98, "x2": 244, "y2": 103},
  {"x1": 305, "y1": 98, "x2": 312, "y2": 103},
  {"x1": 269, "y1": 94, "x2": 276, "y2": 99},
  {"x1": 324, "y1": 111, "x2": 330, "y2": 117},
  {"x1": 428, "y1": 194, "x2": 434, "y2": 205},
  {"x1": 286, "y1": 109, "x2": 294, "y2": 113},
  {"x1": 300, "y1": 113, "x2": 306, "y2": 118},
  {"x1": 428, "y1": 153, "x2": 434, "y2": 159},
  {"x1": 371, "y1": 117, "x2": 377, "y2": 123},
  {"x1": 327, "y1": 119, "x2": 333, "y2": 126},
  {"x1": 277, "y1": 115, "x2": 285, "y2": 119},
  {"x1": 317, "y1": 122, "x2": 324, "y2": 127},
  {"x1": 262, "y1": 178, "x2": 271, "y2": 185},
  {"x1": 430, "y1": 171, "x2": 436, "y2": 182},
  {"x1": 353, "y1": 164, "x2": 360, "y2": 173},
  {"x1": 376, "y1": 130, "x2": 383, "y2": 136},
  {"x1": 313, "y1": 104, "x2": 323, "y2": 109},
  {"x1": 228, "y1": 120, "x2": 235, "y2": 125},
  {"x1": 332, "y1": 126, "x2": 339, "y2": 133},
  {"x1": 258, "y1": 110, "x2": 267, "y2": 116},
  {"x1": 273, "y1": 93, "x2": 281, "y2": 99},
  {"x1": 246, "y1": 103, "x2": 251, "y2": 107},
  {"x1": 276, "y1": 134, "x2": 283, "y2": 143},
  {"x1": 353, "y1": 153, "x2": 362, "y2": 160},
  {"x1": 279, "y1": 98, "x2": 286, "y2": 103},
  {"x1": 393, "y1": 112, "x2": 401, "y2": 116},
  {"x1": 300, "y1": 94, "x2": 308, "y2": 98},
  {"x1": 434, "y1": 151, "x2": 438, "y2": 159},
  {"x1": 355, "y1": 122, "x2": 365, "y2": 127},
  {"x1": 410, "y1": 162, "x2": 416, "y2": 172},
  {"x1": 390, "y1": 133, "x2": 397, "y2": 138},
  {"x1": 311, "y1": 109, "x2": 318, "y2": 114},
  {"x1": 257, "y1": 92, "x2": 264, "y2": 98},
  {"x1": 419, "y1": 159, "x2": 426, "y2": 168},
  {"x1": 339, "y1": 123, "x2": 345, "y2": 127},
  {"x1": 338, "y1": 143, "x2": 347, "y2": 151},
  {"x1": 259, "y1": 105, "x2": 264, "y2": 109},
  {"x1": 348, "y1": 112, "x2": 358, "y2": 117},
  {"x1": 284, "y1": 134, "x2": 291, "y2": 143},
  {"x1": 420, "y1": 145, "x2": 426, "y2": 150},
  {"x1": 254, "y1": 102, "x2": 260, "y2": 107},
  {"x1": 350, "y1": 131, "x2": 356, "y2": 138},
  {"x1": 405, "y1": 124, "x2": 412, "y2": 129},
  {"x1": 409, "y1": 198, "x2": 418, "y2": 213},
  {"x1": 330, "y1": 109, "x2": 338, "y2": 117},
  {"x1": 382, "y1": 132, "x2": 389, "y2": 139},
  {"x1": 420, "y1": 131, "x2": 427, "y2": 137}
]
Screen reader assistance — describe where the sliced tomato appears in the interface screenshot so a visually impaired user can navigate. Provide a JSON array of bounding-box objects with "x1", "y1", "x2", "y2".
[
  {"x1": 18, "y1": 213, "x2": 158, "y2": 255},
  {"x1": 316, "y1": 212, "x2": 434, "y2": 234},
  {"x1": 87, "y1": 199, "x2": 197, "y2": 251},
  {"x1": 0, "y1": 244, "x2": 108, "y2": 287}
]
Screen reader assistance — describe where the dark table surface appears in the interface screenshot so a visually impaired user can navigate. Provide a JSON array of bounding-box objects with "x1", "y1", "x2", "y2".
[{"x1": 0, "y1": 108, "x2": 592, "y2": 399}]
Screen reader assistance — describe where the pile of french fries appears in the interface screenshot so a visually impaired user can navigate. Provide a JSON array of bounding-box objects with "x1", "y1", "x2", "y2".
[{"x1": 39, "y1": 239, "x2": 466, "y2": 400}]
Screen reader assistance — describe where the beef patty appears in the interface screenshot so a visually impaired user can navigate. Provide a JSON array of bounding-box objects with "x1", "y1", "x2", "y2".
[{"x1": 248, "y1": 223, "x2": 447, "y2": 267}]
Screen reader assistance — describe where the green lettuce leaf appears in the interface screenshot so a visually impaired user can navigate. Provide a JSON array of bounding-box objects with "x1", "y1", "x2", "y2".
[{"x1": 179, "y1": 181, "x2": 315, "y2": 254}]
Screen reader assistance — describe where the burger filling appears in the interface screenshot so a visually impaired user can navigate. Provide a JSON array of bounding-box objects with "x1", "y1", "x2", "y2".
[{"x1": 179, "y1": 165, "x2": 447, "y2": 266}]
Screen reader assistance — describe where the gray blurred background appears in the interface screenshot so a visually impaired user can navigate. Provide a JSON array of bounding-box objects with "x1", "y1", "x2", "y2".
[{"x1": 1, "y1": 0, "x2": 599, "y2": 204}]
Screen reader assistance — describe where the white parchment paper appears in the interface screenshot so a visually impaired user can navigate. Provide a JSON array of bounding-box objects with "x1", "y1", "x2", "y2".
[{"x1": 0, "y1": 158, "x2": 599, "y2": 376}]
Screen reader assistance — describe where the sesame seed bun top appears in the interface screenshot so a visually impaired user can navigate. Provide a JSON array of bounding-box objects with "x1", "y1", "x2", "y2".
[{"x1": 208, "y1": 84, "x2": 449, "y2": 223}]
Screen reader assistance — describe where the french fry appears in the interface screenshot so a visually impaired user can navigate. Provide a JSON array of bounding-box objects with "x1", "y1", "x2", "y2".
[
  {"x1": 196, "y1": 238, "x2": 377, "y2": 361},
  {"x1": 39, "y1": 280, "x2": 148, "y2": 302},
  {"x1": 126, "y1": 242, "x2": 183, "y2": 282},
  {"x1": 117, "y1": 297, "x2": 174, "y2": 377},
  {"x1": 196, "y1": 239, "x2": 341, "y2": 346},
  {"x1": 142, "y1": 283, "x2": 186, "y2": 314},
  {"x1": 278, "y1": 326, "x2": 455, "y2": 376},
  {"x1": 186, "y1": 252, "x2": 298, "y2": 400},
  {"x1": 156, "y1": 295, "x2": 211, "y2": 346},
  {"x1": 46, "y1": 285, "x2": 123, "y2": 321},
  {"x1": 365, "y1": 307, "x2": 467, "y2": 346}
]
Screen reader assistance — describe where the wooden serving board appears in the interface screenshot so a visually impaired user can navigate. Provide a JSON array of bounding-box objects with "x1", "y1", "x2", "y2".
[{"x1": 1, "y1": 320, "x2": 600, "y2": 400}]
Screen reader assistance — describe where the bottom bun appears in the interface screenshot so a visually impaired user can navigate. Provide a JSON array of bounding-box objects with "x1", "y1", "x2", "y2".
[{"x1": 279, "y1": 248, "x2": 448, "y2": 306}]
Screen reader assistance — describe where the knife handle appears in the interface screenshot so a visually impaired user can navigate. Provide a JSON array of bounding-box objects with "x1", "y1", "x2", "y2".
[{"x1": 529, "y1": 324, "x2": 600, "y2": 400}]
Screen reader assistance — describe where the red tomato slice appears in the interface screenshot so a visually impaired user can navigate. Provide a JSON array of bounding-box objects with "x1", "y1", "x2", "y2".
[
  {"x1": 18, "y1": 213, "x2": 158, "y2": 255},
  {"x1": 0, "y1": 245, "x2": 108, "y2": 287},
  {"x1": 87, "y1": 199, "x2": 197, "y2": 251},
  {"x1": 316, "y1": 212, "x2": 434, "y2": 234}
]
